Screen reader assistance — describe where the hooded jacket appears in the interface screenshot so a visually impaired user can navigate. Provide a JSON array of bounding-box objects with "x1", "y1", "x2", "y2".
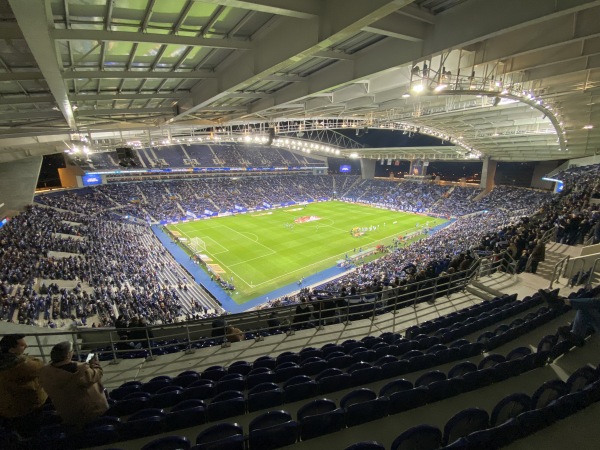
[
  {"x1": 0, "y1": 353, "x2": 48, "y2": 418},
  {"x1": 39, "y1": 362, "x2": 108, "y2": 427}
]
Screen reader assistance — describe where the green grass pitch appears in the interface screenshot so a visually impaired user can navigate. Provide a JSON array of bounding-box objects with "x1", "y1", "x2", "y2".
[{"x1": 168, "y1": 201, "x2": 446, "y2": 303}]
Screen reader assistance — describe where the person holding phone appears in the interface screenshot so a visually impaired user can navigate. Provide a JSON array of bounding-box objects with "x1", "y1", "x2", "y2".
[
  {"x1": 0, "y1": 334, "x2": 48, "y2": 437},
  {"x1": 39, "y1": 341, "x2": 108, "y2": 428}
]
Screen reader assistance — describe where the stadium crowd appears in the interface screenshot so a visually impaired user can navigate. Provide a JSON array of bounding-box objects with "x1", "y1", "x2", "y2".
[{"x1": 1, "y1": 162, "x2": 599, "y2": 330}]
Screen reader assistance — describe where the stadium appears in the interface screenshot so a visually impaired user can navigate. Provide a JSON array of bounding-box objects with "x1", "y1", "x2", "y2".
[{"x1": 1, "y1": 1, "x2": 600, "y2": 449}]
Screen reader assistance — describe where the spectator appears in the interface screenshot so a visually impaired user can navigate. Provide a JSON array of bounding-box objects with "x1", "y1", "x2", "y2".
[
  {"x1": 39, "y1": 341, "x2": 108, "y2": 428},
  {"x1": 528, "y1": 239, "x2": 545, "y2": 274},
  {"x1": 225, "y1": 325, "x2": 245, "y2": 343},
  {"x1": 0, "y1": 334, "x2": 48, "y2": 437}
]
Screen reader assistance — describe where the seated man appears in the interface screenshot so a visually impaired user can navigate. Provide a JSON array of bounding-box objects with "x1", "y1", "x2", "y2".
[
  {"x1": 39, "y1": 341, "x2": 108, "y2": 428},
  {"x1": 539, "y1": 289, "x2": 599, "y2": 347},
  {"x1": 225, "y1": 325, "x2": 245, "y2": 343},
  {"x1": 0, "y1": 334, "x2": 48, "y2": 436}
]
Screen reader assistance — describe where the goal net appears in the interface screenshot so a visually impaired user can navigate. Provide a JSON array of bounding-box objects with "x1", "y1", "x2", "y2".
[{"x1": 190, "y1": 237, "x2": 206, "y2": 253}]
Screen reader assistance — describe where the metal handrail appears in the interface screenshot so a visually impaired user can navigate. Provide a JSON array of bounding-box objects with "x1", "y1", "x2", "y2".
[{"x1": 549, "y1": 255, "x2": 570, "y2": 289}]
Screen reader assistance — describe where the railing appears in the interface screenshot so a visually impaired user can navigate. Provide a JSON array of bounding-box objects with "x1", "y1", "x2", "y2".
[
  {"x1": 549, "y1": 255, "x2": 570, "y2": 289},
  {"x1": 1, "y1": 251, "x2": 513, "y2": 369}
]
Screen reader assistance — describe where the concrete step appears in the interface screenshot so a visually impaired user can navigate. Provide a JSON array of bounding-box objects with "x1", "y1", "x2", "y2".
[
  {"x1": 470, "y1": 280, "x2": 506, "y2": 299},
  {"x1": 465, "y1": 284, "x2": 495, "y2": 301}
]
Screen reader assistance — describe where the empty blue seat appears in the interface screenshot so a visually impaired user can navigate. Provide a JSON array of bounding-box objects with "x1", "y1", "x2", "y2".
[
  {"x1": 297, "y1": 399, "x2": 345, "y2": 440},
  {"x1": 182, "y1": 383, "x2": 215, "y2": 401},
  {"x1": 340, "y1": 388, "x2": 389, "y2": 427},
  {"x1": 490, "y1": 393, "x2": 531, "y2": 427},
  {"x1": 275, "y1": 364, "x2": 302, "y2": 383},
  {"x1": 344, "y1": 441, "x2": 385, "y2": 450},
  {"x1": 248, "y1": 410, "x2": 298, "y2": 450},
  {"x1": 246, "y1": 369, "x2": 276, "y2": 389},
  {"x1": 447, "y1": 361, "x2": 477, "y2": 379},
  {"x1": 216, "y1": 374, "x2": 246, "y2": 393},
  {"x1": 415, "y1": 370, "x2": 446, "y2": 387},
  {"x1": 506, "y1": 346, "x2": 532, "y2": 360},
  {"x1": 302, "y1": 358, "x2": 329, "y2": 376},
  {"x1": 141, "y1": 435, "x2": 191, "y2": 450},
  {"x1": 277, "y1": 352, "x2": 300, "y2": 366},
  {"x1": 228, "y1": 361, "x2": 252, "y2": 376},
  {"x1": 106, "y1": 397, "x2": 149, "y2": 416},
  {"x1": 248, "y1": 383, "x2": 284, "y2": 412},
  {"x1": 317, "y1": 368, "x2": 351, "y2": 394},
  {"x1": 387, "y1": 385, "x2": 429, "y2": 414},
  {"x1": 195, "y1": 422, "x2": 244, "y2": 450},
  {"x1": 379, "y1": 379, "x2": 413, "y2": 398},
  {"x1": 166, "y1": 399, "x2": 206, "y2": 431},
  {"x1": 253, "y1": 356, "x2": 276, "y2": 370},
  {"x1": 443, "y1": 408, "x2": 489, "y2": 445},
  {"x1": 201, "y1": 367, "x2": 227, "y2": 383},
  {"x1": 124, "y1": 408, "x2": 166, "y2": 440},
  {"x1": 391, "y1": 424, "x2": 442, "y2": 450},
  {"x1": 477, "y1": 353, "x2": 506, "y2": 370},
  {"x1": 283, "y1": 375, "x2": 318, "y2": 403},
  {"x1": 427, "y1": 378, "x2": 465, "y2": 403},
  {"x1": 207, "y1": 391, "x2": 245, "y2": 421},
  {"x1": 566, "y1": 366, "x2": 599, "y2": 392}
]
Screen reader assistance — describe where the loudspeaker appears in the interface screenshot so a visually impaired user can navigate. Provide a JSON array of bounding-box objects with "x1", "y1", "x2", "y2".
[
  {"x1": 267, "y1": 128, "x2": 275, "y2": 146},
  {"x1": 116, "y1": 147, "x2": 134, "y2": 159}
]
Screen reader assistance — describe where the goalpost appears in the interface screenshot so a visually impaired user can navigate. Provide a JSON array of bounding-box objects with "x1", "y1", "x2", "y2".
[{"x1": 190, "y1": 237, "x2": 206, "y2": 253}]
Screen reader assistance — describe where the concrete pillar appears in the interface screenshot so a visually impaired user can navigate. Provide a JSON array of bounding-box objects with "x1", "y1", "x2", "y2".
[
  {"x1": 0, "y1": 156, "x2": 43, "y2": 215},
  {"x1": 360, "y1": 159, "x2": 376, "y2": 179},
  {"x1": 480, "y1": 156, "x2": 497, "y2": 191},
  {"x1": 531, "y1": 161, "x2": 562, "y2": 190}
]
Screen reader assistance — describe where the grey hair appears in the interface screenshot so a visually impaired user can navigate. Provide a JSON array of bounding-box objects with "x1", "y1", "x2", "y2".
[{"x1": 50, "y1": 341, "x2": 73, "y2": 363}]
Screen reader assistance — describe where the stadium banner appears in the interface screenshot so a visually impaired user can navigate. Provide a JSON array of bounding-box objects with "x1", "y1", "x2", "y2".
[
  {"x1": 234, "y1": 205, "x2": 247, "y2": 212},
  {"x1": 185, "y1": 211, "x2": 197, "y2": 219},
  {"x1": 262, "y1": 202, "x2": 271, "y2": 208}
]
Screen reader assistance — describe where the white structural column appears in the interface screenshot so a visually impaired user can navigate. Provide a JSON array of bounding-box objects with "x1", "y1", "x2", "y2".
[{"x1": 9, "y1": 0, "x2": 76, "y2": 130}]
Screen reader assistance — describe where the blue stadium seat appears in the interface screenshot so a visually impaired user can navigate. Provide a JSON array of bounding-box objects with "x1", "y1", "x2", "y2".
[
  {"x1": 391, "y1": 424, "x2": 442, "y2": 450},
  {"x1": 165, "y1": 399, "x2": 207, "y2": 431},
  {"x1": 253, "y1": 356, "x2": 276, "y2": 370},
  {"x1": 316, "y1": 368, "x2": 351, "y2": 394},
  {"x1": 387, "y1": 385, "x2": 429, "y2": 414},
  {"x1": 415, "y1": 370, "x2": 446, "y2": 387},
  {"x1": 216, "y1": 374, "x2": 246, "y2": 393},
  {"x1": 447, "y1": 361, "x2": 477, "y2": 378},
  {"x1": 124, "y1": 408, "x2": 166, "y2": 440},
  {"x1": 490, "y1": 393, "x2": 531, "y2": 427},
  {"x1": 228, "y1": 361, "x2": 252, "y2": 376},
  {"x1": 207, "y1": 391, "x2": 245, "y2": 421},
  {"x1": 443, "y1": 408, "x2": 489, "y2": 446},
  {"x1": 297, "y1": 399, "x2": 345, "y2": 440},
  {"x1": 340, "y1": 388, "x2": 389, "y2": 427},
  {"x1": 247, "y1": 383, "x2": 284, "y2": 412},
  {"x1": 532, "y1": 379, "x2": 568, "y2": 409},
  {"x1": 195, "y1": 422, "x2": 244, "y2": 450},
  {"x1": 283, "y1": 375, "x2": 318, "y2": 403},
  {"x1": 182, "y1": 383, "x2": 216, "y2": 401},
  {"x1": 566, "y1": 366, "x2": 599, "y2": 392},
  {"x1": 344, "y1": 441, "x2": 385, "y2": 450},
  {"x1": 141, "y1": 435, "x2": 191, "y2": 450},
  {"x1": 248, "y1": 410, "x2": 298, "y2": 450}
]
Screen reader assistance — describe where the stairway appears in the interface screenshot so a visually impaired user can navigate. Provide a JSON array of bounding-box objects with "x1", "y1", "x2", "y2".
[{"x1": 535, "y1": 241, "x2": 582, "y2": 283}]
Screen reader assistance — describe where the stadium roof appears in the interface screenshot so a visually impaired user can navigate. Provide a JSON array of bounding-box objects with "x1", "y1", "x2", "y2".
[{"x1": 1, "y1": 0, "x2": 599, "y2": 162}]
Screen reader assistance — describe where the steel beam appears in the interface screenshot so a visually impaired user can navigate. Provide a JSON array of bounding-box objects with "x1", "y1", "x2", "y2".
[
  {"x1": 179, "y1": 1, "x2": 416, "y2": 119},
  {"x1": 363, "y1": 13, "x2": 430, "y2": 42},
  {"x1": 62, "y1": 71, "x2": 216, "y2": 80},
  {"x1": 9, "y1": 0, "x2": 76, "y2": 129},
  {"x1": 190, "y1": 0, "x2": 321, "y2": 19},
  {"x1": 51, "y1": 29, "x2": 253, "y2": 50}
]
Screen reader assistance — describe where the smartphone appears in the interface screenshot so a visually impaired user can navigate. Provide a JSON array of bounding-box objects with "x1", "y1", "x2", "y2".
[{"x1": 85, "y1": 353, "x2": 95, "y2": 363}]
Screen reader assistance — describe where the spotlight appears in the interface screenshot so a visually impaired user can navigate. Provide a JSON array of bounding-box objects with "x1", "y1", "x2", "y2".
[
  {"x1": 434, "y1": 84, "x2": 447, "y2": 92},
  {"x1": 412, "y1": 83, "x2": 424, "y2": 93},
  {"x1": 583, "y1": 124, "x2": 594, "y2": 129}
]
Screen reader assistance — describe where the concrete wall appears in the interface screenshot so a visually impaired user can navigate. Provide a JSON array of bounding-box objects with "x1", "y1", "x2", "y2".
[
  {"x1": 360, "y1": 159, "x2": 376, "y2": 179},
  {"x1": 0, "y1": 156, "x2": 42, "y2": 216},
  {"x1": 479, "y1": 157, "x2": 497, "y2": 191},
  {"x1": 531, "y1": 161, "x2": 562, "y2": 190}
]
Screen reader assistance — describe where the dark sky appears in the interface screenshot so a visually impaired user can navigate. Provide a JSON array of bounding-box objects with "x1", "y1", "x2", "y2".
[{"x1": 37, "y1": 153, "x2": 66, "y2": 189}]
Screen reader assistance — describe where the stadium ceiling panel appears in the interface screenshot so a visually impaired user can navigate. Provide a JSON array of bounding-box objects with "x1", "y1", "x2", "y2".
[{"x1": 0, "y1": 0, "x2": 599, "y2": 162}]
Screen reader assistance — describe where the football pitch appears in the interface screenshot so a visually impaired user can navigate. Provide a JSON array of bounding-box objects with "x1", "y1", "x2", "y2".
[{"x1": 167, "y1": 201, "x2": 446, "y2": 303}]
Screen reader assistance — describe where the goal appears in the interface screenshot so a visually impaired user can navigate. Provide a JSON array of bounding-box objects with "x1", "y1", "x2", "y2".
[{"x1": 190, "y1": 237, "x2": 206, "y2": 253}]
